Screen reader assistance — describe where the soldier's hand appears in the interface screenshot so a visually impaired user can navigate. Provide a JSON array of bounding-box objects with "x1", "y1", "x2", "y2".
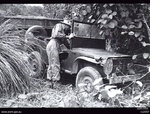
[{"x1": 66, "y1": 33, "x2": 75, "y2": 39}]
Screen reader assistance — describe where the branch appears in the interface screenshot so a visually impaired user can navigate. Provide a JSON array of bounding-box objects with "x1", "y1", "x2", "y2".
[{"x1": 142, "y1": 14, "x2": 150, "y2": 42}]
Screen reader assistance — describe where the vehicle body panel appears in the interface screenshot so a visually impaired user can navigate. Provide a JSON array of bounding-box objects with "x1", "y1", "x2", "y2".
[{"x1": 61, "y1": 47, "x2": 131, "y2": 73}]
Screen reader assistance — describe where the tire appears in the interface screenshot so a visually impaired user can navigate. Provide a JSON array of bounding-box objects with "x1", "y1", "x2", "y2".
[
  {"x1": 24, "y1": 26, "x2": 47, "y2": 53},
  {"x1": 76, "y1": 66, "x2": 103, "y2": 94},
  {"x1": 25, "y1": 25, "x2": 47, "y2": 39},
  {"x1": 28, "y1": 51, "x2": 44, "y2": 78}
]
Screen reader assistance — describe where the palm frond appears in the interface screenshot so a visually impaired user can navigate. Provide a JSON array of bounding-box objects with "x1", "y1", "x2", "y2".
[{"x1": 0, "y1": 19, "x2": 31, "y2": 97}]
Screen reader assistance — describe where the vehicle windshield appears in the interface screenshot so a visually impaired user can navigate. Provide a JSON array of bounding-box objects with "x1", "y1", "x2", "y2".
[
  {"x1": 73, "y1": 21, "x2": 103, "y2": 39},
  {"x1": 73, "y1": 22, "x2": 91, "y2": 38}
]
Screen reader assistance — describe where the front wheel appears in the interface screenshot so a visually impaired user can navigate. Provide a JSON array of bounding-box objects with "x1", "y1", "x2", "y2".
[{"x1": 76, "y1": 66, "x2": 103, "y2": 94}]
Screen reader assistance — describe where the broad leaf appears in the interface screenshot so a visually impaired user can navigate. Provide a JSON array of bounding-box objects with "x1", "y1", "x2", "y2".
[
  {"x1": 81, "y1": 4, "x2": 87, "y2": 8},
  {"x1": 98, "y1": 94, "x2": 102, "y2": 100},
  {"x1": 138, "y1": 37, "x2": 143, "y2": 41},
  {"x1": 112, "y1": 20, "x2": 118, "y2": 26},
  {"x1": 136, "y1": 81, "x2": 143, "y2": 87},
  {"x1": 108, "y1": 14, "x2": 113, "y2": 19},
  {"x1": 108, "y1": 21, "x2": 115, "y2": 28},
  {"x1": 101, "y1": 14, "x2": 108, "y2": 18},
  {"x1": 134, "y1": 32, "x2": 140, "y2": 37},
  {"x1": 103, "y1": 24, "x2": 108, "y2": 28},
  {"x1": 146, "y1": 92, "x2": 150, "y2": 96},
  {"x1": 86, "y1": 5, "x2": 91, "y2": 13},
  {"x1": 109, "y1": 4, "x2": 114, "y2": 6},
  {"x1": 148, "y1": 6, "x2": 150, "y2": 10},
  {"x1": 134, "y1": 19, "x2": 141, "y2": 22},
  {"x1": 100, "y1": 89, "x2": 109, "y2": 99},
  {"x1": 96, "y1": 11, "x2": 100, "y2": 16},
  {"x1": 128, "y1": 31, "x2": 134, "y2": 35},
  {"x1": 98, "y1": 19, "x2": 104, "y2": 24},
  {"x1": 91, "y1": 19, "x2": 95, "y2": 23},
  {"x1": 92, "y1": 77, "x2": 103, "y2": 86},
  {"x1": 136, "y1": 21, "x2": 142, "y2": 28},
  {"x1": 112, "y1": 11, "x2": 117, "y2": 16},
  {"x1": 106, "y1": 9, "x2": 112, "y2": 14},
  {"x1": 132, "y1": 55, "x2": 137, "y2": 60},
  {"x1": 129, "y1": 24, "x2": 135, "y2": 29},
  {"x1": 140, "y1": 35, "x2": 145, "y2": 38},
  {"x1": 125, "y1": 11, "x2": 129, "y2": 17},
  {"x1": 88, "y1": 15, "x2": 93, "y2": 19},
  {"x1": 122, "y1": 25, "x2": 128, "y2": 29},
  {"x1": 101, "y1": 20, "x2": 107, "y2": 24},
  {"x1": 82, "y1": 10, "x2": 87, "y2": 16},
  {"x1": 143, "y1": 53, "x2": 149, "y2": 59},
  {"x1": 141, "y1": 42, "x2": 147, "y2": 47},
  {"x1": 120, "y1": 11, "x2": 126, "y2": 17},
  {"x1": 103, "y1": 4, "x2": 108, "y2": 8},
  {"x1": 121, "y1": 31, "x2": 127, "y2": 35},
  {"x1": 100, "y1": 25, "x2": 104, "y2": 29},
  {"x1": 108, "y1": 89, "x2": 123, "y2": 98},
  {"x1": 99, "y1": 31, "x2": 103, "y2": 35}
]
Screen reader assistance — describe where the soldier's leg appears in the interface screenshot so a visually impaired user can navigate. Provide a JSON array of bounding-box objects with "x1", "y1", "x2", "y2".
[
  {"x1": 46, "y1": 39, "x2": 54, "y2": 81},
  {"x1": 46, "y1": 39, "x2": 61, "y2": 88}
]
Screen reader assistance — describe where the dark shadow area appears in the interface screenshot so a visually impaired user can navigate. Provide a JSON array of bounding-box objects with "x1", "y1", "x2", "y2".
[{"x1": 59, "y1": 73, "x2": 76, "y2": 86}]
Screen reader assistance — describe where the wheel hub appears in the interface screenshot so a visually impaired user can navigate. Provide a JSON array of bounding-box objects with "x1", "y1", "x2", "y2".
[
  {"x1": 30, "y1": 59, "x2": 38, "y2": 72},
  {"x1": 82, "y1": 77, "x2": 93, "y2": 93}
]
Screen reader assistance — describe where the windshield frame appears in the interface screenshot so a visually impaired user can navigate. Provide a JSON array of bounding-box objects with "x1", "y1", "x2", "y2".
[{"x1": 72, "y1": 20, "x2": 93, "y2": 38}]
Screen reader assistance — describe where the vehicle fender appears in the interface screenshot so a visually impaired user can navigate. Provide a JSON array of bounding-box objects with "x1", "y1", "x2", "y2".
[{"x1": 72, "y1": 56, "x2": 101, "y2": 74}]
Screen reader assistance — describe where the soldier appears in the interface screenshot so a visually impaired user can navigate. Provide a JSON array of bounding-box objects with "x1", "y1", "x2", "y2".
[{"x1": 46, "y1": 17, "x2": 74, "y2": 88}]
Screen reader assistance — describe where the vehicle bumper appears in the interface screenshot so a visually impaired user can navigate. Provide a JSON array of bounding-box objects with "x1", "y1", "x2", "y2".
[{"x1": 109, "y1": 74, "x2": 142, "y2": 84}]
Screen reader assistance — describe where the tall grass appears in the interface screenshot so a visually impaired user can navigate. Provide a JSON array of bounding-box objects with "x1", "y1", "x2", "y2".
[{"x1": 0, "y1": 18, "x2": 30, "y2": 97}]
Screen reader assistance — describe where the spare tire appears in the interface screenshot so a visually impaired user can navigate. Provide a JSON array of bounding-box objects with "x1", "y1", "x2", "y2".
[
  {"x1": 25, "y1": 25, "x2": 47, "y2": 39},
  {"x1": 28, "y1": 51, "x2": 44, "y2": 78},
  {"x1": 24, "y1": 25, "x2": 47, "y2": 53}
]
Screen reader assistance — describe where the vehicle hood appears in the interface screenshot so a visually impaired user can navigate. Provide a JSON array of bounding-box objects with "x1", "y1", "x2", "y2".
[{"x1": 72, "y1": 48, "x2": 131, "y2": 59}]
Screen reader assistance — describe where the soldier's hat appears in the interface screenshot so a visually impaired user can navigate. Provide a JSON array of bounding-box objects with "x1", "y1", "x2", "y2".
[{"x1": 60, "y1": 19, "x2": 71, "y2": 26}]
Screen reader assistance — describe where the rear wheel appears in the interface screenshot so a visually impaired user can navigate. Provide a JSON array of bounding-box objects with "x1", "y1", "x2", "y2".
[
  {"x1": 76, "y1": 66, "x2": 103, "y2": 94},
  {"x1": 28, "y1": 51, "x2": 44, "y2": 78}
]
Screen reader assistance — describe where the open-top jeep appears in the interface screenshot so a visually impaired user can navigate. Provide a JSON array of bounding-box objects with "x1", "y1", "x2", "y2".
[{"x1": 24, "y1": 20, "x2": 149, "y2": 93}]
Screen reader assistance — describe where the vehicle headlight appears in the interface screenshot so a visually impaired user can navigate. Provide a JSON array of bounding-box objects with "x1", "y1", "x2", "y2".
[{"x1": 103, "y1": 59, "x2": 113, "y2": 75}]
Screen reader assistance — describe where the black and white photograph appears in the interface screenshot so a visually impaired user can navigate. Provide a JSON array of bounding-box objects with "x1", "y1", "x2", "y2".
[{"x1": 0, "y1": 3, "x2": 150, "y2": 110}]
